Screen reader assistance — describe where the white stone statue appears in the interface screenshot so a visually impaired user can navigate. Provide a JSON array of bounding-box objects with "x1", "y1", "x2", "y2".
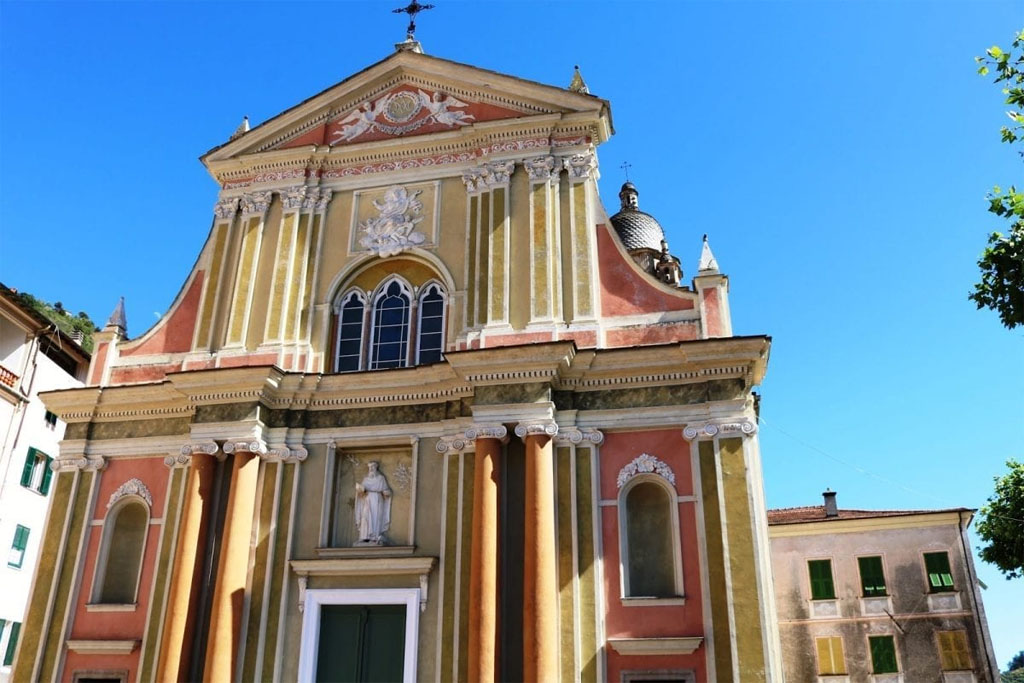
[{"x1": 354, "y1": 461, "x2": 392, "y2": 545}]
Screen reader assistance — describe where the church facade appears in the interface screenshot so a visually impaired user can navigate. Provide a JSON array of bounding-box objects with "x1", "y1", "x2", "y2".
[{"x1": 14, "y1": 42, "x2": 782, "y2": 683}]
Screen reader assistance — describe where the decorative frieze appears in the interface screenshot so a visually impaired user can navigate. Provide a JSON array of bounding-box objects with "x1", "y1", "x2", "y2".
[
  {"x1": 514, "y1": 420, "x2": 559, "y2": 439},
  {"x1": 616, "y1": 453, "x2": 675, "y2": 489},
  {"x1": 213, "y1": 197, "x2": 240, "y2": 220},
  {"x1": 682, "y1": 420, "x2": 757, "y2": 440},
  {"x1": 240, "y1": 190, "x2": 273, "y2": 216},
  {"x1": 50, "y1": 456, "x2": 106, "y2": 473},
  {"x1": 107, "y1": 477, "x2": 154, "y2": 510},
  {"x1": 524, "y1": 155, "x2": 557, "y2": 182},
  {"x1": 553, "y1": 427, "x2": 604, "y2": 445},
  {"x1": 222, "y1": 439, "x2": 268, "y2": 455},
  {"x1": 562, "y1": 152, "x2": 598, "y2": 181},
  {"x1": 281, "y1": 185, "x2": 308, "y2": 211}
]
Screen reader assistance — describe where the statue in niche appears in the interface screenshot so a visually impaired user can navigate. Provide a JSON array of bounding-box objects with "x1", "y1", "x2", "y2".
[{"x1": 354, "y1": 461, "x2": 392, "y2": 546}]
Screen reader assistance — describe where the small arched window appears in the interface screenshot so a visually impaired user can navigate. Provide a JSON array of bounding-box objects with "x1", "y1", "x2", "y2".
[
  {"x1": 370, "y1": 280, "x2": 412, "y2": 370},
  {"x1": 416, "y1": 283, "x2": 446, "y2": 365},
  {"x1": 335, "y1": 291, "x2": 367, "y2": 372},
  {"x1": 93, "y1": 499, "x2": 148, "y2": 604}
]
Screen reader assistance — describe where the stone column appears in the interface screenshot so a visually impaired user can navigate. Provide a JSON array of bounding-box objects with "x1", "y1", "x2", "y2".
[
  {"x1": 158, "y1": 443, "x2": 220, "y2": 682},
  {"x1": 465, "y1": 425, "x2": 507, "y2": 683},
  {"x1": 516, "y1": 419, "x2": 560, "y2": 682},
  {"x1": 203, "y1": 440, "x2": 264, "y2": 682}
]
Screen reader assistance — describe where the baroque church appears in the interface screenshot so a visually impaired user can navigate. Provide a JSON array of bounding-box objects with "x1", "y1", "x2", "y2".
[{"x1": 14, "y1": 26, "x2": 782, "y2": 683}]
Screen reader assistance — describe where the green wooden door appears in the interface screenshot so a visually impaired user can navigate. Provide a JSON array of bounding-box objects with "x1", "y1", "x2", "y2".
[{"x1": 316, "y1": 605, "x2": 406, "y2": 682}]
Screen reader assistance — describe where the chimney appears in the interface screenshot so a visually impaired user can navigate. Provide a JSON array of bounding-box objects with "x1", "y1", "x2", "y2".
[{"x1": 823, "y1": 489, "x2": 838, "y2": 517}]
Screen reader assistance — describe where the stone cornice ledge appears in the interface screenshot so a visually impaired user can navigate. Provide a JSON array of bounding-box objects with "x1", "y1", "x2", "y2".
[
  {"x1": 291, "y1": 556, "x2": 437, "y2": 613},
  {"x1": 606, "y1": 636, "x2": 704, "y2": 656},
  {"x1": 66, "y1": 639, "x2": 140, "y2": 655}
]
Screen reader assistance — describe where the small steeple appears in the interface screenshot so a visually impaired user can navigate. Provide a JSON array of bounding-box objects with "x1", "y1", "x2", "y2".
[
  {"x1": 568, "y1": 65, "x2": 590, "y2": 94},
  {"x1": 230, "y1": 115, "x2": 250, "y2": 140},
  {"x1": 697, "y1": 234, "x2": 720, "y2": 274},
  {"x1": 618, "y1": 181, "x2": 639, "y2": 211},
  {"x1": 105, "y1": 297, "x2": 127, "y2": 334}
]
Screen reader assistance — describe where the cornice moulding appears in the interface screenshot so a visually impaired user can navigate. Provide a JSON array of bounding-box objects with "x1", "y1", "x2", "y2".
[{"x1": 66, "y1": 639, "x2": 139, "y2": 656}]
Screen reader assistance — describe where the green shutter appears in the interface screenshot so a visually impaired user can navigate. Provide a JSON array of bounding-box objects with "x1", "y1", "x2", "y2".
[
  {"x1": 808, "y1": 559, "x2": 835, "y2": 600},
  {"x1": 858, "y1": 556, "x2": 887, "y2": 596},
  {"x1": 869, "y1": 635, "x2": 898, "y2": 673},
  {"x1": 3, "y1": 621, "x2": 20, "y2": 666},
  {"x1": 39, "y1": 457, "x2": 54, "y2": 495},
  {"x1": 19, "y1": 448, "x2": 37, "y2": 487},
  {"x1": 315, "y1": 605, "x2": 406, "y2": 683},
  {"x1": 9, "y1": 526, "x2": 29, "y2": 568},
  {"x1": 925, "y1": 552, "x2": 954, "y2": 592}
]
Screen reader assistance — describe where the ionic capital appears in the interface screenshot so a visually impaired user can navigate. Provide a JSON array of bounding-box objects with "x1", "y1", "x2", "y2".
[
  {"x1": 464, "y1": 424, "x2": 509, "y2": 443},
  {"x1": 50, "y1": 455, "x2": 106, "y2": 473},
  {"x1": 514, "y1": 420, "x2": 559, "y2": 439},
  {"x1": 682, "y1": 419, "x2": 758, "y2": 441},
  {"x1": 213, "y1": 196, "x2": 240, "y2": 220},
  {"x1": 553, "y1": 427, "x2": 604, "y2": 446},
  {"x1": 435, "y1": 435, "x2": 472, "y2": 455},
  {"x1": 262, "y1": 446, "x2": 309, "y2": 464},
  {"x1": 222, "y1": 439, "x2": 268, "y2": 455},
  {"x1": 562, "y1": 151, "x2": 598, "y2": 181},
  {"x1": 166, "y1": 441, "x2": 219, "y2": 468},
  {"x1": 240, "y1": 190, "x2": 273, "y2": 216}
]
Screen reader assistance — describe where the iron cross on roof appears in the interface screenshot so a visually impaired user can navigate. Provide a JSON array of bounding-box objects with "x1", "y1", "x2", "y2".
[
  {"x1": 620, "y1": 161, "x2": 632, "y2": 181},
  {"x1": 393, "y1": 0, "x2": 435, "y2": 41}
]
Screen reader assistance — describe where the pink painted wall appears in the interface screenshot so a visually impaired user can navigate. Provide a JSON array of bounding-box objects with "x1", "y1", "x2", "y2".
[
  {"x1": 64, "y1": 458, "x2": 173, "y2": 681},
  {"x1": 596, "y1": 224, "x2": 696, "y2": 316},
  {"x1": 702, "y1": 287, "x2": 722, "y2": 337},
  {"x1": 120, "y1": 272, "x2": 204, "y2": 357},
  {"x1": 598, "y1": 429, "x2": 707, "y2": 681}
]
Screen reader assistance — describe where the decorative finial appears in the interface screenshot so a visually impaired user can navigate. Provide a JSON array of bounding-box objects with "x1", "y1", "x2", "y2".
[
  {"x1": 230, "y1": 115, "x2": 249, "y2": 140},
  {"x1": 697, "y1": 234, "x2": 720, "y2": 274},
  {"x1": 620, "y1": 160, "x2": 632, "y2": 181},
  {"x1": 393, "y1": 0, "x2": 434, "y2": 45},
  {"x1": 568, "y1": 65, "x2": 590, "y2": 94},
  {"x1": 105, "y1": 297, "x2": 127, "y2": 333}
]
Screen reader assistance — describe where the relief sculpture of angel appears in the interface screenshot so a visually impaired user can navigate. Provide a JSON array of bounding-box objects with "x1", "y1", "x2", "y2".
[
  {"x1": 417, "y1": 89, "x2": 475, "y2": 127},
  {"x1": 358, "y1": 186, "x2": 427, "y2": 257},
  {"x1": 331, "y1": 96, "x2": 388, "y2": 144}
]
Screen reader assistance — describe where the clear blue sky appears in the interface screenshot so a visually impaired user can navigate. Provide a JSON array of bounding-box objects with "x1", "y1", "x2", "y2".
[{"x1": 2, "y1": 0, "x2": 1022, "y2": 668}]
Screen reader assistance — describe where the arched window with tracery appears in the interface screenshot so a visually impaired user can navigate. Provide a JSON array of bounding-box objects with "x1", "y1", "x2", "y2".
[
  {"x1": 335, "y1": 290, "x2": 367, "y2": 372},
  {"x1": 370, "y1": 279, "x2": 412, "y2": 370},
  {"x1": 92, "y1": 497, "x2": 149, "y2": 605},
  {"x1": 416, "y1": 283, "x2": 446, "y2": 365}
]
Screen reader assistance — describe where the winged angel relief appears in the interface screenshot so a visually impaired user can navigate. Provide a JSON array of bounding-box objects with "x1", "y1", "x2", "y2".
[
  {"x1": 331, "y1": 89, "x2": 475, "y2": 144},
  {"x1": 358, "y1": 186, "x2": 427, "y2": 257}
]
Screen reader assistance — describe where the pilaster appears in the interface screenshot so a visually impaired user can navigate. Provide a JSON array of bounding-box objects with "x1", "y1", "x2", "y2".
[
  {"x1": 463, "y1": 161, "x2": 514, "y2": 329},
  {"x1": 562, "y1": 151, "x2": 600, "y2": 323},
  {"x1": 225, "y1": 190, "x2": 272, "y2": 348}
]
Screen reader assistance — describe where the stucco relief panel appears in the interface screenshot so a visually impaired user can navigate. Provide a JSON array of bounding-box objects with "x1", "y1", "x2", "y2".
[{"x1": 348, "y1": 181, "x2": 441, "y2": 257}]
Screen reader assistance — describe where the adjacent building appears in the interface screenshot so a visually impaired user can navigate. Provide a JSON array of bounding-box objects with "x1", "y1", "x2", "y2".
[
  {"x1": 768, "y1": 490, "x2": 1000, "y2": 683},
  {"x1": 0, "y1": 286, "x2": 89, "y2": 683},
  {"x1": 12, "y1": 37, "x2": 785, "y2": 683}
]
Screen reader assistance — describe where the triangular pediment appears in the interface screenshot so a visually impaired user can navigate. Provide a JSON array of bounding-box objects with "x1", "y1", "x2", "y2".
[{"x1": 203, "y1": 50, "x2": 610, "y2": 164}]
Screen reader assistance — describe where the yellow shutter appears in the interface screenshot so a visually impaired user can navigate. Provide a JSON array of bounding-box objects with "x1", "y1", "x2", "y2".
[
  {"x1": 939, "y1": 630, "x2": 972, "y2": 670},
  {"x1": 816, "y1": 636, "x2": 846, "y2": 675}
]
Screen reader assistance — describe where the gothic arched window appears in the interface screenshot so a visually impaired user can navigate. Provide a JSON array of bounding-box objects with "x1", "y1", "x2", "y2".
[
  {"x1": 92, "y1": 499, "x2": 149, "y2": 604},
  {"x1": 370, "y1": 280, "x2": 412, "y2": 370},
  {"x1": 416, "y1": 283, "x2": 446, "y2": 365},
  {"x1": 335, "y1": 290, "x2": 367, "y2": 373}
]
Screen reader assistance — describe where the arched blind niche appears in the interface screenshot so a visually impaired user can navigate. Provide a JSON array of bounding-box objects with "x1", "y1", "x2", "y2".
[{"x1": 93, "y1": 499, "x2": 148, "y2": 604}]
